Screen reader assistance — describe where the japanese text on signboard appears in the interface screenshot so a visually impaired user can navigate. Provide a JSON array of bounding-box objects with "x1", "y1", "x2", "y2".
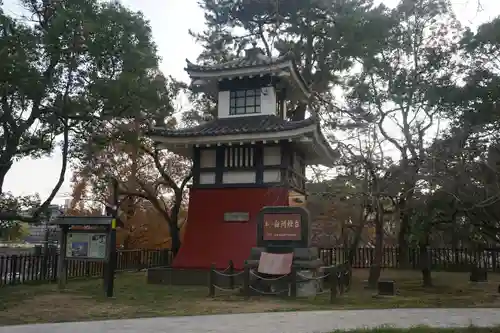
[{"x1": 263, "y1": 213, "x2": 301, "y2": 241}]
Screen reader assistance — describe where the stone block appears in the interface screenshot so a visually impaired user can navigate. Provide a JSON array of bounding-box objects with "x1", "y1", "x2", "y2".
[
  {"x1": 469, "y1": 267, "x2": 488, "y2": 282},
  {"x1": 296, "y1": 270, "x2": 318, "y2": 297},
  {"x1": 377, "y1": 280, "x2": 395, "y2": 296}
]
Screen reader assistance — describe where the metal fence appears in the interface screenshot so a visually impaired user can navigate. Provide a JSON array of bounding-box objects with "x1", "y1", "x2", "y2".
[
  {"x1": 320, "y1": 247, "x2": 500, "y2": 272},
  {"x1": 0, "y1": 248, "x2": 172, "y2": 286},
  {"x1": 3, "y1": 246, "x2": 499, "y2": 286}
]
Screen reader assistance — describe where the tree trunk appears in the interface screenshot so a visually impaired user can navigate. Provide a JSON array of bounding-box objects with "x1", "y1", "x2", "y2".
[
  {"x1": 368, "y1": 203, "x2": 384, "y2": 289},
  {"x1": 0, "y1": 158, "x2": 13, "y2": 194},
  {"x1": 170, "y1": 225, "x2": 181, "y2": 257},
  {"x1": 169, "y1": 199, "x2": 182, "y2": 257},
  {"x1": 397, "y1": 208, "x2": 411, "y2": 268},
  {"x1": 419, "y1": 240, "x2": 432, "y2": 287},
  {"x1": 347, "y1": 217, "x2": 367, "y2": 266}
]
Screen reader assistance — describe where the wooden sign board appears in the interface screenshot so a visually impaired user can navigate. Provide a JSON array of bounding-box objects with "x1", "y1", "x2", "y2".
[{"x1": 257, "y1": 252, "x2": 293, "y2": 275}]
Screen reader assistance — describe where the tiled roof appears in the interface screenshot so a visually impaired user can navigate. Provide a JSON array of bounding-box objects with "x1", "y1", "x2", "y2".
[
  {"x1": 185, "y1": 47, "x2": 293, "y2": 73},
  {"x1": 149, "y1": 115, "x2": 316, "y2": 138}
]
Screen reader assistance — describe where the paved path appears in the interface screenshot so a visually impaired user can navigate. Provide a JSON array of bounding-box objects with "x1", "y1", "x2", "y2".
[{"x1": 2, "y1": 308, "x2": 500, "y2": 333}]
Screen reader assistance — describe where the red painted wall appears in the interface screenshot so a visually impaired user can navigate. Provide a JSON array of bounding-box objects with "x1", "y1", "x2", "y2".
[{"x1": 173, "y1": 187, "x2": 289, "y2": 270}]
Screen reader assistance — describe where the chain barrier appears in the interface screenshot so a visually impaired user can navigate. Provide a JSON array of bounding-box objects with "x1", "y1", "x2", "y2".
[
  {"x1": 213, "y1": 284, "x2": 240, "y2": 292},
  {"x1": 315, "y1": 287, "x2": 332, "y2": 295},
  {"x1": 213, "y1": 270, "x2": 245, "y2": 278},
  {"x1": 249, "y1": 285, "x2": 289, "y2": 295},
  {"x1": 249, "y1": 269, "x2": 288, "y2": 281},
  {"x1": 208, "y1": 261, "x2": 242, "y2": 297},
  {"x1": 209, "y1": 261, "x2": 353, "y2": 301},
  {"x1": 296, "y1": 271, "x2": 330, "y2": 280}
]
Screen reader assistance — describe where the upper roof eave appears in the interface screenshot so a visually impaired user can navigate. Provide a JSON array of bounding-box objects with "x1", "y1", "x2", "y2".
[{"x1": 185, "y1": 53, "x2": 311, "y2": 98}]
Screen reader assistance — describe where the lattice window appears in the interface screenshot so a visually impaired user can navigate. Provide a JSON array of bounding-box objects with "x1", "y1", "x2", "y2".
[
  {"x1": 224, "y1": 147, "x2": 255, "y2": 168},
  {"x1": 229, "y1": 89, "x2": 261, "y2": 115}
]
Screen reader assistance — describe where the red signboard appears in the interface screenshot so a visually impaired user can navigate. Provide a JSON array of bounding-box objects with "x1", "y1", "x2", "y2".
[{"x1": 263, "y1": 213, "x2": 302, "y2": 241}]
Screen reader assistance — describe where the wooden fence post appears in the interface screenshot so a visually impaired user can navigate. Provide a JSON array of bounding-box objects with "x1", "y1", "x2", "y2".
[
  {"x1": 329, "y1": 267, "x2": 336, "y2": 303},
  {"x1": 228, "y1": 260, "x2": 234, "y2": 289},
  {"x1": 243, "y1": 262, "x2": 250, "y2": 299},
  {"x1": 338, "y1": 267, "x2": 344, "y2": 295},
  {"x1": 208, "y1": 263, "x2": 215, "y2": 297},
  {"x1": 290, "y1": 266, "x2": 297, "y2": 298},
  {"x1": 51, "y1": 253, "x2": 58, "y2": 282},
  {"x1": 345, "y1": 266, "x2": 352, "y2": 292},
  {"x1": 10, "y1": 255, "x2": 17, "y2": 286}
]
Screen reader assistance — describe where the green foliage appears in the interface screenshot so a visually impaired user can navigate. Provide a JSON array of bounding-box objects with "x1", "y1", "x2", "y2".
[
  {"x1": 0, "y1": 0, "x2": 167, "y2": 221},
  {"x1": 189, "y1": 0, "x2": 391, "y2": 121},
  {"x1": 0, "y1": 222, "x2": 30, "y2": 241}
]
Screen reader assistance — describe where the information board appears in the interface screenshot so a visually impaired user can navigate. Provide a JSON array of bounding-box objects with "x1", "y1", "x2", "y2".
[{"x1": 66, "y1": 232, "x2": 107, "y2": 259}]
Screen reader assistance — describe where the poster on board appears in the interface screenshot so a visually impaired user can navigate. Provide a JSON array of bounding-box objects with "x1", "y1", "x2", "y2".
[{"x1": 66, "y1": 232, "x2": 107, "y2": 259}]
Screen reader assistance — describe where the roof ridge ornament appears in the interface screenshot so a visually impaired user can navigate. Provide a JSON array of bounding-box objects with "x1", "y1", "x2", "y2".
[{"x1": 245, "y1": 42, "x2": 265, "y2": 59}]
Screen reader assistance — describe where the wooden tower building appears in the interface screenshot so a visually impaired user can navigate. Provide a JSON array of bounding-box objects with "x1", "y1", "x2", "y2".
[{"x1": 149, "y1": 45, "x2": 337, "y2": 270}]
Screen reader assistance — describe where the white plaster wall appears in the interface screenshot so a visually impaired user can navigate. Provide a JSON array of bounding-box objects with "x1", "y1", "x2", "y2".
[
  {"x1": 263, "y1": 169, "x2": 281, "y2": 183},
  {"x1": 218, "y1": 86, "x2": 277, "y2": 119},
  {"x1": 200, "y1": 149, "x2": 216, "y2": 168},
  {"x1": 200, "y1": 172, "x2": 216, "y2": 184},
  {"x1": 218, "y1": 90, "x2": 230, "y2": 118},
  {"x1": 223, "y1": 171, "x2": 256, "y2": 184},
  {"x1": 260, "y1": 86, "x2": 276, "y2": 116},
  {"x1": 263, "y1": 146, "x2": 281, "y2": 166}
]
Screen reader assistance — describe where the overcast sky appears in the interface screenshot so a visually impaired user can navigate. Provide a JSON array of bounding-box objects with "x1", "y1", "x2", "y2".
[{"x1": 1, "y1": 0, "x2": 499, "y2": 204}]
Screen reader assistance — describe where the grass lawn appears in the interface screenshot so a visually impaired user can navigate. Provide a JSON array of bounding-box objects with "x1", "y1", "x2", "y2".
[{"x1": 0, "y1": 269, "x2": 499, "y2": 326}]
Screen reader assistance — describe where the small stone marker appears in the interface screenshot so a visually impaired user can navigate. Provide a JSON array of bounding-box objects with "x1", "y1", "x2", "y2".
[
  {"x1": 377, "y1": 280, "x2": 395, "y2": 296},
  {"x1": 469, "y1": 267, "x2": 488, "y2": 282}
]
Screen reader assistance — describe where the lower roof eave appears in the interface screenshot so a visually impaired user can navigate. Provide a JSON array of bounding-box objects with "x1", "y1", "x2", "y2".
[{"x1": 150, "y1": 123, "x2": 317, "y2": 147}]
